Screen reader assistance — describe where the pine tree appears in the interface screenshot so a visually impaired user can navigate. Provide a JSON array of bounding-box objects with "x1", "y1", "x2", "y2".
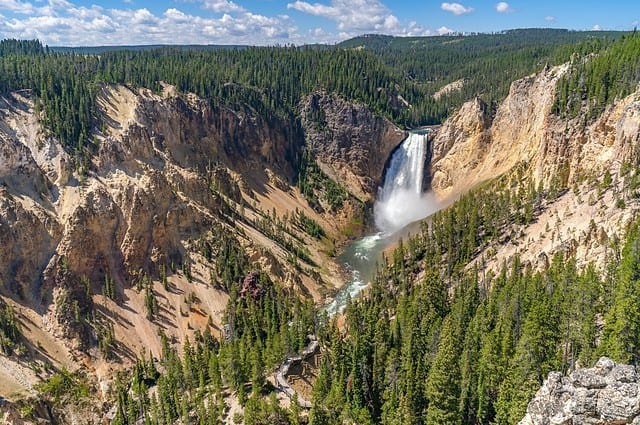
[
  {"x1": 425, "y1": 316, "x2": 462, "y2": 425},
  {"x1": 600, "y1": 223, "x2": 640, "y2": 363}
]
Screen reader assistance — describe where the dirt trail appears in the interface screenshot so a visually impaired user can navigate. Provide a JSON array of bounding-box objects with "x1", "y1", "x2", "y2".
[{"x1": 273, "y1": 336, "x2": 318, "y2": 408}]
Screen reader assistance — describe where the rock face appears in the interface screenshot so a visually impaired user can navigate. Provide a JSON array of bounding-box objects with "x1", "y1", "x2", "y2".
[
  {"x1": 430, "y1": 64, "x2": 640, "y2": 275},
  {"x1": 430, "y1": 96, "x2": 492, "y2": 193},
  {"x1": 519, "y1": 357, "x2": 640, "y2": 425},
  {"x1": 0, "y1": 85, "x2": 302, "y2": 301},
  {"x1": 430, "y1": 65, "x2": 568, "y2": 198},
  {"x1": 300, "y1": 92, "x2": 406, "y2": 200},
  {"x1": 430, "y1": 64, "x2": 640, "y2": 200}
]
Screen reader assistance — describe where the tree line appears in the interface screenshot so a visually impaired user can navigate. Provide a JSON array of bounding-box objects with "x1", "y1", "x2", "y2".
[
  {"x1": 554, "y1": 32, "x2": 640, "y2": 119},
  {"x1": 0, "y1": 29, "x2": 632, "y2": 170}
]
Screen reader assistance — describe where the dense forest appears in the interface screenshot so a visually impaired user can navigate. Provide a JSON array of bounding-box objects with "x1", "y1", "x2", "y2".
[
  {"x1": 34, "y1": 230, "x2": 319, "y2": 424},
  {"x1": 308, "y1": 167, "x2": 640, "y2": 425},
  {"x1": 553, "y1": 32, "x2": 640, "y2": 119}
]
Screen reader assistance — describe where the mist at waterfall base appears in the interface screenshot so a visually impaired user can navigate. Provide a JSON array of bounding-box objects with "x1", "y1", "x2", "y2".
[
  {"x1": 374, "y1": 132, "x2": 440, "y2": 234},
  {"x1": 325, "y1": 132, "x2": 440, "y2": 316}
]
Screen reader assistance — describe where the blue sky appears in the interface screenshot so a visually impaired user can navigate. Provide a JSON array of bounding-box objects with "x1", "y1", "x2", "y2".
[{"x1": 0, "y1": 0, "x2": 638, "y2": 46}]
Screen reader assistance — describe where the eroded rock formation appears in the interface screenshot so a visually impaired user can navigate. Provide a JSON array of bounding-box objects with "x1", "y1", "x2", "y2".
[
  {"x1": 430, "y1": 64, "x2": 640, "y2": 199},
  {"x1": 519, "y1": 357, "x2": 640, "y2": 425}
]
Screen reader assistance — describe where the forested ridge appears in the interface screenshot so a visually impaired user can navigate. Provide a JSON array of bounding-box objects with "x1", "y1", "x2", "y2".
[
  {"x1": 0, "y1": 29, "x2": 631, "y2": 166},
  {"x1": 338, "y1": 29, "x2": 627, "y2": 122},
  {"x1": 554, "y1": 32, "x2": 640, "y2": 119}
]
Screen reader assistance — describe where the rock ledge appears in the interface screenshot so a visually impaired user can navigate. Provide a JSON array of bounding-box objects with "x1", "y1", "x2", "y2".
[{"x1": 519, "y1": 357, "x2": 640, "y2": 425}]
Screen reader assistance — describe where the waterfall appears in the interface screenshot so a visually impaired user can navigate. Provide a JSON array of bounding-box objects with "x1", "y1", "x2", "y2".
[
  {"x1": 326, "y1": 131, "x2": 441, "y2": 316},
  {"x1": 374, "y1": 132, "x2": 438, "y2": 234}
]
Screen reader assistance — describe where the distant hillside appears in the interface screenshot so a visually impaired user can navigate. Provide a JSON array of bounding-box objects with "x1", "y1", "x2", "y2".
[
  {"x1": 49, "y1": 44, "x2": 249, "y2": 54},
  {"x1": 338, "y1": 29, "x2": 629, "y2": 123},
  {"x1": 338, "y1": 28, "x2": 623, "y2": 49}
]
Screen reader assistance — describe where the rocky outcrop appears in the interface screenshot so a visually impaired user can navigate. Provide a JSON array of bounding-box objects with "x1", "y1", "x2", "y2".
[
  {"x1": 431, "y1": 64, "x2": 640, "y2": 200},
  {"x1": 430, "y1": 97, "x2": 492, "y2": 193},
  {"x1": 431, "y1": 65, "x2": 569, "y2": 198},
  {"x1": 300, "y1": 92, "x2": 406, "y2": 200},
  {"x1": 519, "y1": 357, "x2": 640, "y2": 425},
  {"x1": 0, "y1": 188, "x2": 59, "y2": 303},
  {"x1": 127, "y1": 88, "x2": 301, "y2": 180}
]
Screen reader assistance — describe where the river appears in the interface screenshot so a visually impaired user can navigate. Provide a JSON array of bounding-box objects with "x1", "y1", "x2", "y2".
[{"x1": 324, "y1": 131, "x2": 440, "y2": 316}]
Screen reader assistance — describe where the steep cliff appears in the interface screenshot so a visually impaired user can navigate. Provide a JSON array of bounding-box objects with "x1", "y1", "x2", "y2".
[
  {"x1": 429, "y1": 64, "x2": 640, "y2": 274},
  {"x1": 1, "y1": 85, "x2": 303, "y2": 300},
  {"x1": 300, "y1": 92, "x2": 406, "y2": 201},
  {"x1": 430, "y1": 64, "x2": 568, "y2": 197},
  {"x1": 432, "y1": 63, "x2": 640, "y2": 197},
  {"x1": 1, "y1": 51, "x2": 639, "y2": 422}
]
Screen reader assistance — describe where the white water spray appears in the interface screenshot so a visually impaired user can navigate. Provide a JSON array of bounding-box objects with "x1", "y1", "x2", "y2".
[
  {"x1": 325, "y1": 131, "x2": 440, "y2": 316},
  {"x1": 374, "y1": 132, "x2": 439, "y2": 234}
]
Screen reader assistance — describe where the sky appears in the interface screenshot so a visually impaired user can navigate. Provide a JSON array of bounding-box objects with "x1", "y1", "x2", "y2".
[{"x1": 0, "y1": 0, "x2": 638, "y2": 46}]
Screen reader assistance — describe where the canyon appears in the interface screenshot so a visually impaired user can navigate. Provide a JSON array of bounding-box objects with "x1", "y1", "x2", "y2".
[{"x1": 1, "y1": 50, "x2": 640, "y2": 423}]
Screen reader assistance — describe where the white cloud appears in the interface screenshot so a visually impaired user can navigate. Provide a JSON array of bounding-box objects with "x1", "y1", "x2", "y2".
[
  {"x1": 287, "y1": 0, "x2": 417, "y2": 35},
  {"x1": 440, "y1": 2, "x2": 474, "y2": 15},
  {"x1": 110, "y1": 8, "x2": 159, "y2": 26},
  {"x1": 310, "y1": 26, "x2": 329, "y2": 37},
  {"x1": 203, "y1": 0, "x2": 245, "y2": 13},
  {"x1": 288, "y1": 1, "x2": 335, "y2": 17},
  {"x1": 48, "y1": 0, "x2": 72, "y2": 8},
  {"x1": 545, "y1": 15, "x2": 555, "y2": 22},
  {"x1": 86, "y1": 16, "x2": 115, "y2": 33},
  {"x1": 495, "y1": 2, "x2": 513, "y2": 13},
  {"x1": 164, "y1": 8, "x2": 190, "y2": 22},
  {"x1": 0, "y1": 0, "x2": 444, "y2": 46},
  {"x1": 68, "y1": 5, "x2": 104, "y2": 20},
  {"x1": 592, "y1": 24, "x2": 602, "y2": 31},
  {"x1": 0, "y1": 0, "x2": 35, "y2": 14},
  {"x1": 437, "y1": 26, "x2": 454, "y2": 35},
  {"x1": 0, "y1": 2, "x2": 298, "y2": 46},
  {"x1": 404, "y1": 21, "x2": 429, "y2": 36},
  {"x1": 6, "y1": 15, "x2": 69, "y2": 32}
]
